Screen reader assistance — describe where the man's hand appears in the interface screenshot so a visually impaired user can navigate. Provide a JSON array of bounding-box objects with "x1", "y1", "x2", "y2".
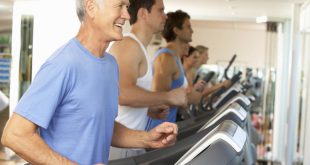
[
  {"x1": 145, "y1": 122, "x2": 178, "y2": 148},
  {"x1": 167, "y1": 88, "x2": 188, "y2": 107},
  {"x1": 223, "y1": 80, "x2": 232, "y2": 88},
  {"x1": 193, "y1": 80, "x2": 206, "y2": 92},
  {"x1": 147, "y1": 105, "x2": 169, "y2": 120},
  {"x1": 187, "y1": 88, "x2": 203, "y2": 105}
]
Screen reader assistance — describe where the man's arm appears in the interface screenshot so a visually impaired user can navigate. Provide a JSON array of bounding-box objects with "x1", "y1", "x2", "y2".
[
  {"x1": 152, "y1": 54, "x2": 188, "y2": 107},
  {"x1": 109, "y1": 39, "x2": 186, "y2": 107},
  {"x1": 187, "y1": 89, "x2": 203, "y2": 105},
  {"x1": 152, "y1": 53, "x2": 177, "y2": 92},
  {"x1": 202, "y1": 80, "x2": 232, "y2": 97},
  {"x1": 147, "y1": 105, "x2": 170, "y2": 120},
  {"x1": 1, "y1": 113, "x2": 76, "y2": 165},
  {"x1": 111, "y1": 122, "x2": 177, "y2": 149},
  {"x1": 185, "y1": 72, "x2": 205, "y2": 105}
]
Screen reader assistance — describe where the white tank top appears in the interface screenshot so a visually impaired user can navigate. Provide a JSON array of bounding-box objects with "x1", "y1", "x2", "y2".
[{"x1": 116, "y1": 33, "x2": 153, "y2": 131}]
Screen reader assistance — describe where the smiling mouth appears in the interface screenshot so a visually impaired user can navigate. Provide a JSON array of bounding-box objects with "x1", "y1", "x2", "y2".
[{"x1": 115, "y1": 23, "x2": 123, "y2": 29}]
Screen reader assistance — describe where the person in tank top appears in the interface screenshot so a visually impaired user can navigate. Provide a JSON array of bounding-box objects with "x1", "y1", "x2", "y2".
[
  {"x1": 108, "y1": 0, "x2": 187, "y2": 160},
  {"x1": 146, "y1": 10, "x2": 203, "y2": 130}
]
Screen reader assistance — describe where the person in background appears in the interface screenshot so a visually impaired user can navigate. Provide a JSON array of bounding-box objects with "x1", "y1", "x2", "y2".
[
  {"x1": 195, "y1": 45, "x2": 209, "y2": 71},
  {"x1": 195, "y1": 45, "x2": 231, "y2": 98},
  {"x1": 1, "y1": 0, "x2": 178, "y2": 164},
  {"x1": 146, "y1": 10, "x2": 202, "y2": 130},
  {"x1": 182, "y1": 46, "x2": 205, "y2": 91},
  {"x1": 108, "y1": 0, "x2": 187, "y2": 159}
]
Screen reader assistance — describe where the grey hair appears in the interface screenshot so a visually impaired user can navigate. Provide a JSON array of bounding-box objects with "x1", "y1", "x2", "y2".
[
  {"x1": 76, "y1": 0, "x2": 103, "y2": 22},
  {"x1": 76, "y1": 0, "x2": 85, "y2": 22}
]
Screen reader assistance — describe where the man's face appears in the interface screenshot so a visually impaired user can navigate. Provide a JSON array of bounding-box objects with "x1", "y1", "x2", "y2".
[
  {"x1": 177, "y1": 18, "x2": 193, "y2": 43},
  {"x1": 92, "y1": 0, "x2": 130, "y2": 41},
  {"x1": 145, "y1": 0, "x2": 167, "y2": 33}
]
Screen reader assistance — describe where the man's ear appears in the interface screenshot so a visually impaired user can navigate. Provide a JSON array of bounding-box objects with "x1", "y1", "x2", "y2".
[
  {"x1": 85, "y1": 0, "x2": 97, "y2": 20},
  {"x1": 173, "y1": 27, "x2": 181, "y2": 36},
  {"x1": 137, "y1": 8, "x2": 148, "y2": 21}
]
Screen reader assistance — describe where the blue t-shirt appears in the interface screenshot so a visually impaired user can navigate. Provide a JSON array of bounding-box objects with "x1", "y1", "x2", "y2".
[{"x1": 14, "y1": 38, "x2": 119, "y2": 164}]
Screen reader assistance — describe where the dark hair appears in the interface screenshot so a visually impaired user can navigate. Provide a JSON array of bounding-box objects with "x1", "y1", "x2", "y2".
[
  {"x1": 188, "y1": 46, "x2": 197, "y2": 56},
  {"x1": 182, "y1": 46, "x2": 197, "y2": 63},
  {"x1": 128, "y1": 0, "x2": 156, "y2": 25},
  {"x1": 162, "y1": 10, "x2": 190, "y2": 42}
]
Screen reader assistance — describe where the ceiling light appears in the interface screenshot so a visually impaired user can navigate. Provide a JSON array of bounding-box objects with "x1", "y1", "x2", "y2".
[{"x1": 256, "y1": 16, "x2": 268, "y2": 23}]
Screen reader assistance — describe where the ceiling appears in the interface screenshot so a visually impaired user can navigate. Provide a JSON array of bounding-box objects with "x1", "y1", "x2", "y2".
[
  {"x1": 165, "y1": 0, "x2": 306, "y2": 22},
  {"x1": 0, "y1": 0, "x2": 307, "y2": 33}
]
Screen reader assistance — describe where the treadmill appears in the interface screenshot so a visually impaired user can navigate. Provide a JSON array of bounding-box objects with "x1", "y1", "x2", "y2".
[
  {"x1": 176, "y1": 120, "x2": 247, "y2": 165},
  {"x1": 109, "y1": 120, "x2": 247, "y2": 165},
  {"x1": 178, "y1": 102, "x2": 247, "y2": 141}
]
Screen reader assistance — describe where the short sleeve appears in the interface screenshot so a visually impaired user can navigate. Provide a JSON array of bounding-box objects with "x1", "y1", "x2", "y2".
[{"x1": 14, "y1": 61, "x2": 72, "y2": 129}]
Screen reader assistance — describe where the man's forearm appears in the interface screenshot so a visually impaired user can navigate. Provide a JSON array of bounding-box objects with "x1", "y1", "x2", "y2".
[
  {"x1": 119, "y1": 85, "x2": 170, "y2": 108},
  {"x1": 111, "y1": 122, "x2": 149, "y2": 148},
  {"x1": 112, "y1": 122, "x2": 178, "y2": 150},
  {"x1": 202, "y1": 83, "x2": 224, "y2": 97},
  {"x1": 187, "y1": 90, "x2": 202, "y2": 105},
  {"x1": 2, "y1": 131, "x2": 76, "y2": 165}
]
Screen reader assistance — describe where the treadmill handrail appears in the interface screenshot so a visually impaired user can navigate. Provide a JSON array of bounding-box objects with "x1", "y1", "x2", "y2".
[
  {"x1": 197, "y1": 102, "x2": 247, "y2": 132},
  {"x1": 224, "y1": 54, "x2": 237, "y2": 80},
  {"x1": 212, "y1": 83, "x2": 243, "y2": 108},
  {"x1": 175, "y1": 120, "x2": 247, "y2": 165},
  {"x1": 214, "y1": 93, "x2": 251, "y2": 110}
]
